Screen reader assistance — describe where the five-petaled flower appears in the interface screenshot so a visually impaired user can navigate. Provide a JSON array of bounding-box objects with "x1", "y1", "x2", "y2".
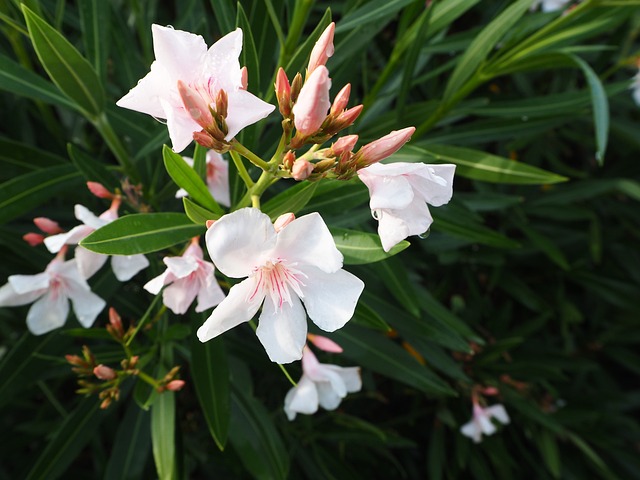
[
  {"x1": 197, "y1": 208, "x2": 365, "y2": 364},
  {"x1": 116, "y1": 25, "x2": 274, "y2": 152},
  {"x1": 357, "y1": 162, "x2": 456, "y2": 252},
  {"x1": 460, "y1": 403, "x2": 510, "y2": 443},
  {"x1": 175, "y1": 151, "x2": 231, "y2": 207},
  {"x1": 144, "y1": 238, "x2": 225, "y2": 315},
  {"x1": 284, "y1": 345, "x2": 361, "y2": 420},
  {"x1": 0, "y1": 249, "x2": 106, "y2": 335},
  {"x1": 44, "y1": 200, "x2": 149, "y2": 281}
]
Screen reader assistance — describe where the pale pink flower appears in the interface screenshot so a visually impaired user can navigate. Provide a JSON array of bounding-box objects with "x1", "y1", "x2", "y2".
[
  {"x1": 0, "y1": 253, "x2": 106, "y2": 335},
  {"x1": 197, "y1": 208, "x2": 365, "y2": 364},
  {"x1": 292, "y1": 66, "x2": 331, "y2": 136},
  {"x1": 307, "y1": 22, "x2": 335, "y2": 73},
  {"x1": 284, "y1": 346, "x2": 361, "y2": 420},
  {"x1": 460, "y1": 403, "x2": 510, "y2": 443},
  {"x1": 44, "y1": 201, "x2": 149, "y2": 281},
  {"x1": 144, "y1": 239, "x2": 225, "y2": 315},
  {"x1": 175, "y1": 151, "x2": 231, "y2": 207},
  {"x1": 357, "y1": 162, "x2": 456, "y2": 252},
  {"x1": 116, "y1": 25, "x2": 274, "y2": 152}
]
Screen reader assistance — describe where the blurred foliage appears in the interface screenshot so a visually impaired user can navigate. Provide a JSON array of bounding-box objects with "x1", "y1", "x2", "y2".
[{"x1": 1, "y1": 0, "x2": 640, "y2": 479}]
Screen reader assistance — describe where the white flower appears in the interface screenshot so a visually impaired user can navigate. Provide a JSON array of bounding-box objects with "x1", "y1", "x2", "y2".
[
  {"x1": 357, "y1": 162, "x2": 456, "y2": 252},
  {"x1": 631, "y1": 70, "x2": 640, "y2": 106},
  {"x1": 284, "y1": 346, "x2": 361, "y2": 421},
  {"x1": 175, "y1": 151, "x2": 230, "y2": 207},
  {"x1": 44, "y1": 202, "x2": 149, "y2": 281},
  {"x1": 144, "y1": 238, "x2": 225, "y2": 315},
  {"x1": 197, "y1": 208, "x2": 365, "y2": 364},
  {"x1": 0, "y1": 254, "x2": 106, "y2": 335},
  {"x1": 116, "y1": 25, "x2": 274, "y2": 152},
  {"x1": 460, "y1": 403, "x2": 510, "y2": 443}
]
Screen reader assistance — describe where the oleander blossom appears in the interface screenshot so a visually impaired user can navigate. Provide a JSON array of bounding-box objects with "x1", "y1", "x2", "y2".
[
  {"x1": 143, "y1": 238, "x2": 225, "y2": 315},
  {"x1": 197, "y1": 208, "x2": 365, "y2": 364},
  {"x1": 44, "y1": 201, "x2": 149, "y2": 281},
  {"x1": 116, "y1": 25, "x2": 274, "y2": 152},
  {"x1": 460, "y1": 403, "x2": 510, "y2": 443},
  {"x1": 0, "y1": 252, "x2": 106, "y2": 335},
  {"x1": 175, "y1": 151, "x2": 231, "y2": 207},
  {"x1": 284, "y1": 346, "x2": 361, "y2": 421},
  {"x1": 357, "y1": 162, "x2": 456, "y2": 252}
]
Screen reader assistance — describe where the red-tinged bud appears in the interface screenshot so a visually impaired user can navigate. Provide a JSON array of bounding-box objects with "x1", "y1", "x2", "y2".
[
  {"x1": 307, "y1": 333, "x2": 343, "y2": 353},
  {"x1": 33, "y1": 217, "x2": 63, "y2": 234},
  {"x1": 275, "y1": 68, "x2": 292, "y2": 117},
  {"x1": 330, "y1": 84, "x2": 351, "y2": 115},
  {"x1": 87, "y1": 181, "x2": 113, "y2": 199},
  {"x1": 273, "y1": 213, "x2": 295, "y2": 232},
  {"x1": 193, "y1": 130, "x2": 217, "y2": 149},
  {"x1": 334, "y1": 105, "x2": 363, "y2": 129},
  {"x1": 331, "y1": 135, "x2": 359, "y2": 156},
  {"x1": 308, "y1": 22, "x2": 335, "y2": 74},
  {"x1": 292, "y1": 66, "x2": 331, "y2": 136},
  {"x1": 206, "y1": 219, "x2": 216, "y2": 229},
  {"x1": 292, "y1": 159, "x2": 314, "y2": 181},
  {"x1": 23, "y1": 232, "x2": 44, "y2": 246},
  {"x1": 93, "y1": 364, "x2": 117, "y2": 381},
  {"x1": 290, "y1": 73, "x2": 303, "y2": 104},
  {"x1": 108, "y1": 307, "x2": 124, "y2": 338},
  {"x1": 177, "y1": 80, "x2": 214, "y2": 129},
  {"x1": 282, "y1": 150, "x2": 296, "y2": 170},
  {"x1": 354, "y1": 126, "x2": 415, "y2": 167},
  {"x1": 482, "y1": 387, "x2": 499, "y2": 396},
  {"x1": 100, "y1": 397, "x2": 112, "y2": 409},
  {"x1": 240, "y1": 66, "x2": 248, "y2": 90},
  {"x1": 215, "y1": 89, "x2": 228, "y2": 119},
  {"x1": 65, "y1": 354, "x2": 85, "y2": 367},
  {"x1": 165, "y1": 380, "x2": 186, "y2": 392}
]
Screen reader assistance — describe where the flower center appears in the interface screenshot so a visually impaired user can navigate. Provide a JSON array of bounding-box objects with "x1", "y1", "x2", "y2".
[{"x1": 250, "y1": 260, "x2": 306, "y2": 311}]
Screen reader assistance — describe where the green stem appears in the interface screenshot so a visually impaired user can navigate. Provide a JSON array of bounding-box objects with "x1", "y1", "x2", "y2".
[
  {"x1": 229, "y1": 150, "x2": 255, "y2": 189},
  {"x1": 137, "y1": 370, "x2": 161, "y2": 389},
  {"x1": 93, "y1": 113, "x2": 140, "y2": 182},
  {"x1": 232, "y1": 141, "x2": 271, "y2": 171},
  {"x1": 126, "y1": 296, "x2": 164, "y2": 347}
]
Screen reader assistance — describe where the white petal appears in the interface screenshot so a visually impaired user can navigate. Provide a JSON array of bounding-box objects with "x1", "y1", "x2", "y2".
[
  {"x1": 143, "y1": 270, "x2": 172, "y2": 295},
  {"x1": 316, "y1": 381, "x2": 343, "y2": 411},
  {"x1": 197, "y1": 278, "x2": 262, "y2": 342},
  {"x1": 275, "y1": 212, "x2": 343, "y2": 273},
  {"x1": 152, "y1": 24, "x2": 206, "y2": 84},
  {"x1": 460, "y1": 419, "x2": 482, "y2": 443},
  {"x1": 8, "y1": 272, "x2": 50, "y2": 294},
  {"x1": 255, "y1": 295, "x2": 307, "y2": 364},
  {"x1": 224, "y1": 89, "x2": 275, "y2": 141},
  {"x1": 410, "y1": 164, "x2": 456, "y2": 207},
  {"x1": 164, "y1": 255, "x2": 199, "y2": 278},
  {"x1": 298, "y1": 267, "x2": 364, "y2": 332},
  {"x1": 161, "y1": 97, "x2": 200, "y2": 153},
  {"x1": 327, "y1": 365, "x2": 362, "y2": 393},
  {"x1": 65, "y1": 280, "x2": 106, "y2": 328},
  {"x1": 195, "y1": 275, "x2": 226, "y2": 313},
  {"x1": 44, "y1": 225, "x2": 93, "y2": 253},
  {"x1": 0, "y1": 282, "x2": 44, "y2": 307},
  {"x1": 376, "y1": 200, "x2": 433, "y2": 252},
  {"x1": 358, "y1": 168, "x2": 415, "y2": 210},
  {"x1": 26, "y1": 290, "x2": 69, "y2": 335},
  {"x1": 75, "y1": 204, "x2": 107, "y2": 229},
  {"x1": 116, "y1": 61, "x2": 169, "y2": 118},
  {"x1": 203, "y1": 28, "x2": 243, "y2": 92},
  {"x1": 487, "y1": 404, "x2": 510, "y2": 425},
  {"x1": 478, "y1": 412, "x2": 497, "y2": 436},
  {"x1": 206, "y1": 152, "x2": 231, "y2": 207},
  {"x1": 75, "y1": 246, "x2": 108, "y2": 279},
  {"x1": 111, "y1": 254, "x2": 149, "y2": 281},
  {"x1": 284, "y1": 375, "x2": 319, "y2": 420},
  {"x1": 205, "y1": 208, "x2": 276, "y2": 278},
  {"x1": 162, "y1": 277, "x2": 199, "y2": 314}
]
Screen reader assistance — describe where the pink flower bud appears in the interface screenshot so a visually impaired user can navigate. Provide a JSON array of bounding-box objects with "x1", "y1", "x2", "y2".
[
  {"x1": 205, "y1": 219, "x2": 216, "y2": 229},
  {"x1": 331, "y1": 135, "x2": 359, "y2": 156},
  {"x1": 291, "y1": 159, "x2": 314, "y2": 181},
  {"x1": 275, "y1": 68, "x2": 292, "y2": 117},
  {"x1": 331, "y1": 105, "x2": 363, "y2": 132},
  {"x1": 108, "y1": 307, "x2": 124, "y2": 337},
  {"x1": 273, "y1": 213, "x2": 295, "y2": 232},
  {"x1": 292, "y1": 66, "x2": 331, "y2": 135},
  {"x1": 307, "y1": 333, "x2": 343, "y2": 353},
  {"x1": 330, "y1": 84, "x2": 351, "y2": 115},
  {"x1": 240, "y1": 66, "x2": 248, "y2": 90},
  {"x1": 308, "y1": 22, "x2": 335, "y2": 73},
  {"x1": 193, "y1": 130, "x2": 216, "y2": 149},
  {"x1": 482, "y1": 386, "x2": 499, "y2": 396},
  {"x1": 177, "y1": 80, "x2": 213, "y2": 129},
  {"x1": 356, "y1": 126, "x2": 416, "y2": 167},
  {"x1": 33, "y1": 217, "x2": 63, "y2": 234},
  {"x1": 166, "y1": 380, "x2": 185, "y2": 391},
  {"x1": 87, "y1": 181, "x2": 113, "y2": 199},
  {"x1": 282, "y1": 150, "x2": 296, "y2": 170},
  {"x1": 23, "y1": 232, "x2": 45, "y2": 246},
  {"x1": 93, "y1": 364, "x2": 117, "y2": 381}
]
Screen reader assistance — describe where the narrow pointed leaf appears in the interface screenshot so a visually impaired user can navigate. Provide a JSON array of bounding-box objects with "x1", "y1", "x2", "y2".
[
  {"x1": 263, "y1": 181, "x2": 319, "y2": 221},
  {"x1": 331, "y1": 228, "x2": 410, "y2": 264},
  {"x1": 68, "y1": 143, "x2": 119, "y2": 190},
  {"x1": 151, "y1": 391, "x2": 176, "y2": 480},
  {"x1": 183, "y1": 197, "x2": 221, "y2": 225},
  {"x1": 104, "y1": 403, "x2": 151, "y2": 480}
]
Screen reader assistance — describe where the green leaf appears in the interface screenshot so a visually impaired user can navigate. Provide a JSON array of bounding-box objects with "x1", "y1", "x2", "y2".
[
  {"x1": 78, "y1": 0, "x2": 109, "y2": 80},
  {"x1": 336, "y1": 324, "x2": 456, "y2": 396},
  {"x1": 331, "y1": 228, "x2": 410, "y2": 264},
  {"x1": 0, "y1": 138, "x2": 66, "y2": 179},
  {"x1": 335, "y1": 0, "x2": 415, "y2": 33},
  {"x1": 182, "y1": 197, "x2": 221, "y2": 225},
  {"x1": 0, "y1": 53, "x2": 76, "y2": 109},
  {"x1": 80, "y1": 213, "x2": 204, "y2": 255},
  {"x1": 230, "y1": 386, "x2": 290, "y2": 480},
  {"x1": 151, "y1": 391, "x2": 176, "y2": 480},
  {"x1": 371, "y1": 257, "x2": 421, "y2": 317},
  {"x1": 193, "y1": 144, "x2": 207, "y2": 180},
  {"x1": 352, "y1": 301, "x2": 392, "y2": 332},
  {"x1": 566, "y1": 53, "x2": 609, "y2": 165},
  {"x1": 399, "y1": 144, "x2": 567, "y2": 185},
  {"x1": 538, "y1": 429, "x2": 561, "y2": 479},
  {"x1": 442, "y1": 0, "x2": 533, "y2": 103},
  {"x1": 67, "y1": 143, "x2": 119, "y2": 190},
  {"x1": 262, "y1": 181, "x2": 319, "y2": 221},
  {"x1": 163, "y1": 145, "x2": 224, "y2": 215},
  {"x1": 190, "y1": 334, "x2": 230, "y2": 451},
  {"x1": 104, "y1": 402, "x2": 151, "y2": 480},
  {"x1": 518, "y1": 222, "x2": 570, "y2": 271},
  {"x1": 209, "y1": 0, "x2": 235, "y2": 36},
  {"x1": 283, "y1": 9, "x2": 331, "y2": 78},
  {"x1": 25, "y1": 398, "x2": 107, "y2": 480},
  {"x1": 432, "y1": 210, "x2": 521, "y2": 249},
  {"x1": 22, "y1": 5, "x2": 104, "y2": 117},
  {"x1": 0, "y1": 165, "x2": 82, "y2": 225}
]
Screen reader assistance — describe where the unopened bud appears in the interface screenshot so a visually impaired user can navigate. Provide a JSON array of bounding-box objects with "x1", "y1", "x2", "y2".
[
  {"x1": 275, "y1": 68, "x2": 292, "y2": 117},
  {"x1": 290, "y1": 73, "x2": 303, "y2": 103},
  {"x1": 65, "y1": 354, "x2": 85, "y2": 367},
  {"x1": 23, "y1": 232, "x2": 44, "y2": 246},
  {"x1": 215, "y1": 89, "x2": 228, "y2": 119},
  {"x1": 355, "y1": 126, "x2": 415, "y2": 167},
  {"x1": 291, "y1": 159, "x2": 314, "y2": 180},
  {"x1": 87, "y1": 181, "x2": 113, "y2": 199},
  {"x1": 108, "y1": 307, "x2": 124, "y2": 339},
  {"x1": 193, "y1": 130, "x2": 217, "y2": 149},
  {"x1": 330, "y1": 84, "x2": 351, "y2": 115},
  {"x1": 482, "y1": 386, "x2": 499, "y2": 396},
  {"x1": 282, "y1": 150, "x2": 296, "y2": 170},
  {"x1": 33, "y1": 217, "x2": 63, "y2": 234},
  {"x1": 177, "y1": 80, "x2": 214, "y2": 129},
  {"x1": 307, "y1": 333, "x2": 343, "y2": 353},
  {"x1": 205, "y1": 219, "x2": 216, "y2": 229},
  {"x1": 240, "y1": 66, "x2": 248, "y2": 90},
  {"x1": 100, "y1": 397, "x2": 112, "y2": 409},
  {"x1": 274, "y1": 213, "x2": 295, "y2": 232},
  {"x1": 331, "y1": 135, "x2": 359, "y2": 156},
  {"x1": 308, "y1": 22, "x2": 335, "y2": 74},
  {"x1": 292, "y1": 66, "x2": 331, "y2": 136},
  {"x1": 93, "y1": 364, "x2": 117, "y2": 381},
  {"x1": 329, "y1": 105, "x2": 363, "y2": 133},
  {"x1": 165, "y1": 380, "x2": 186, "y2": 392}
]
